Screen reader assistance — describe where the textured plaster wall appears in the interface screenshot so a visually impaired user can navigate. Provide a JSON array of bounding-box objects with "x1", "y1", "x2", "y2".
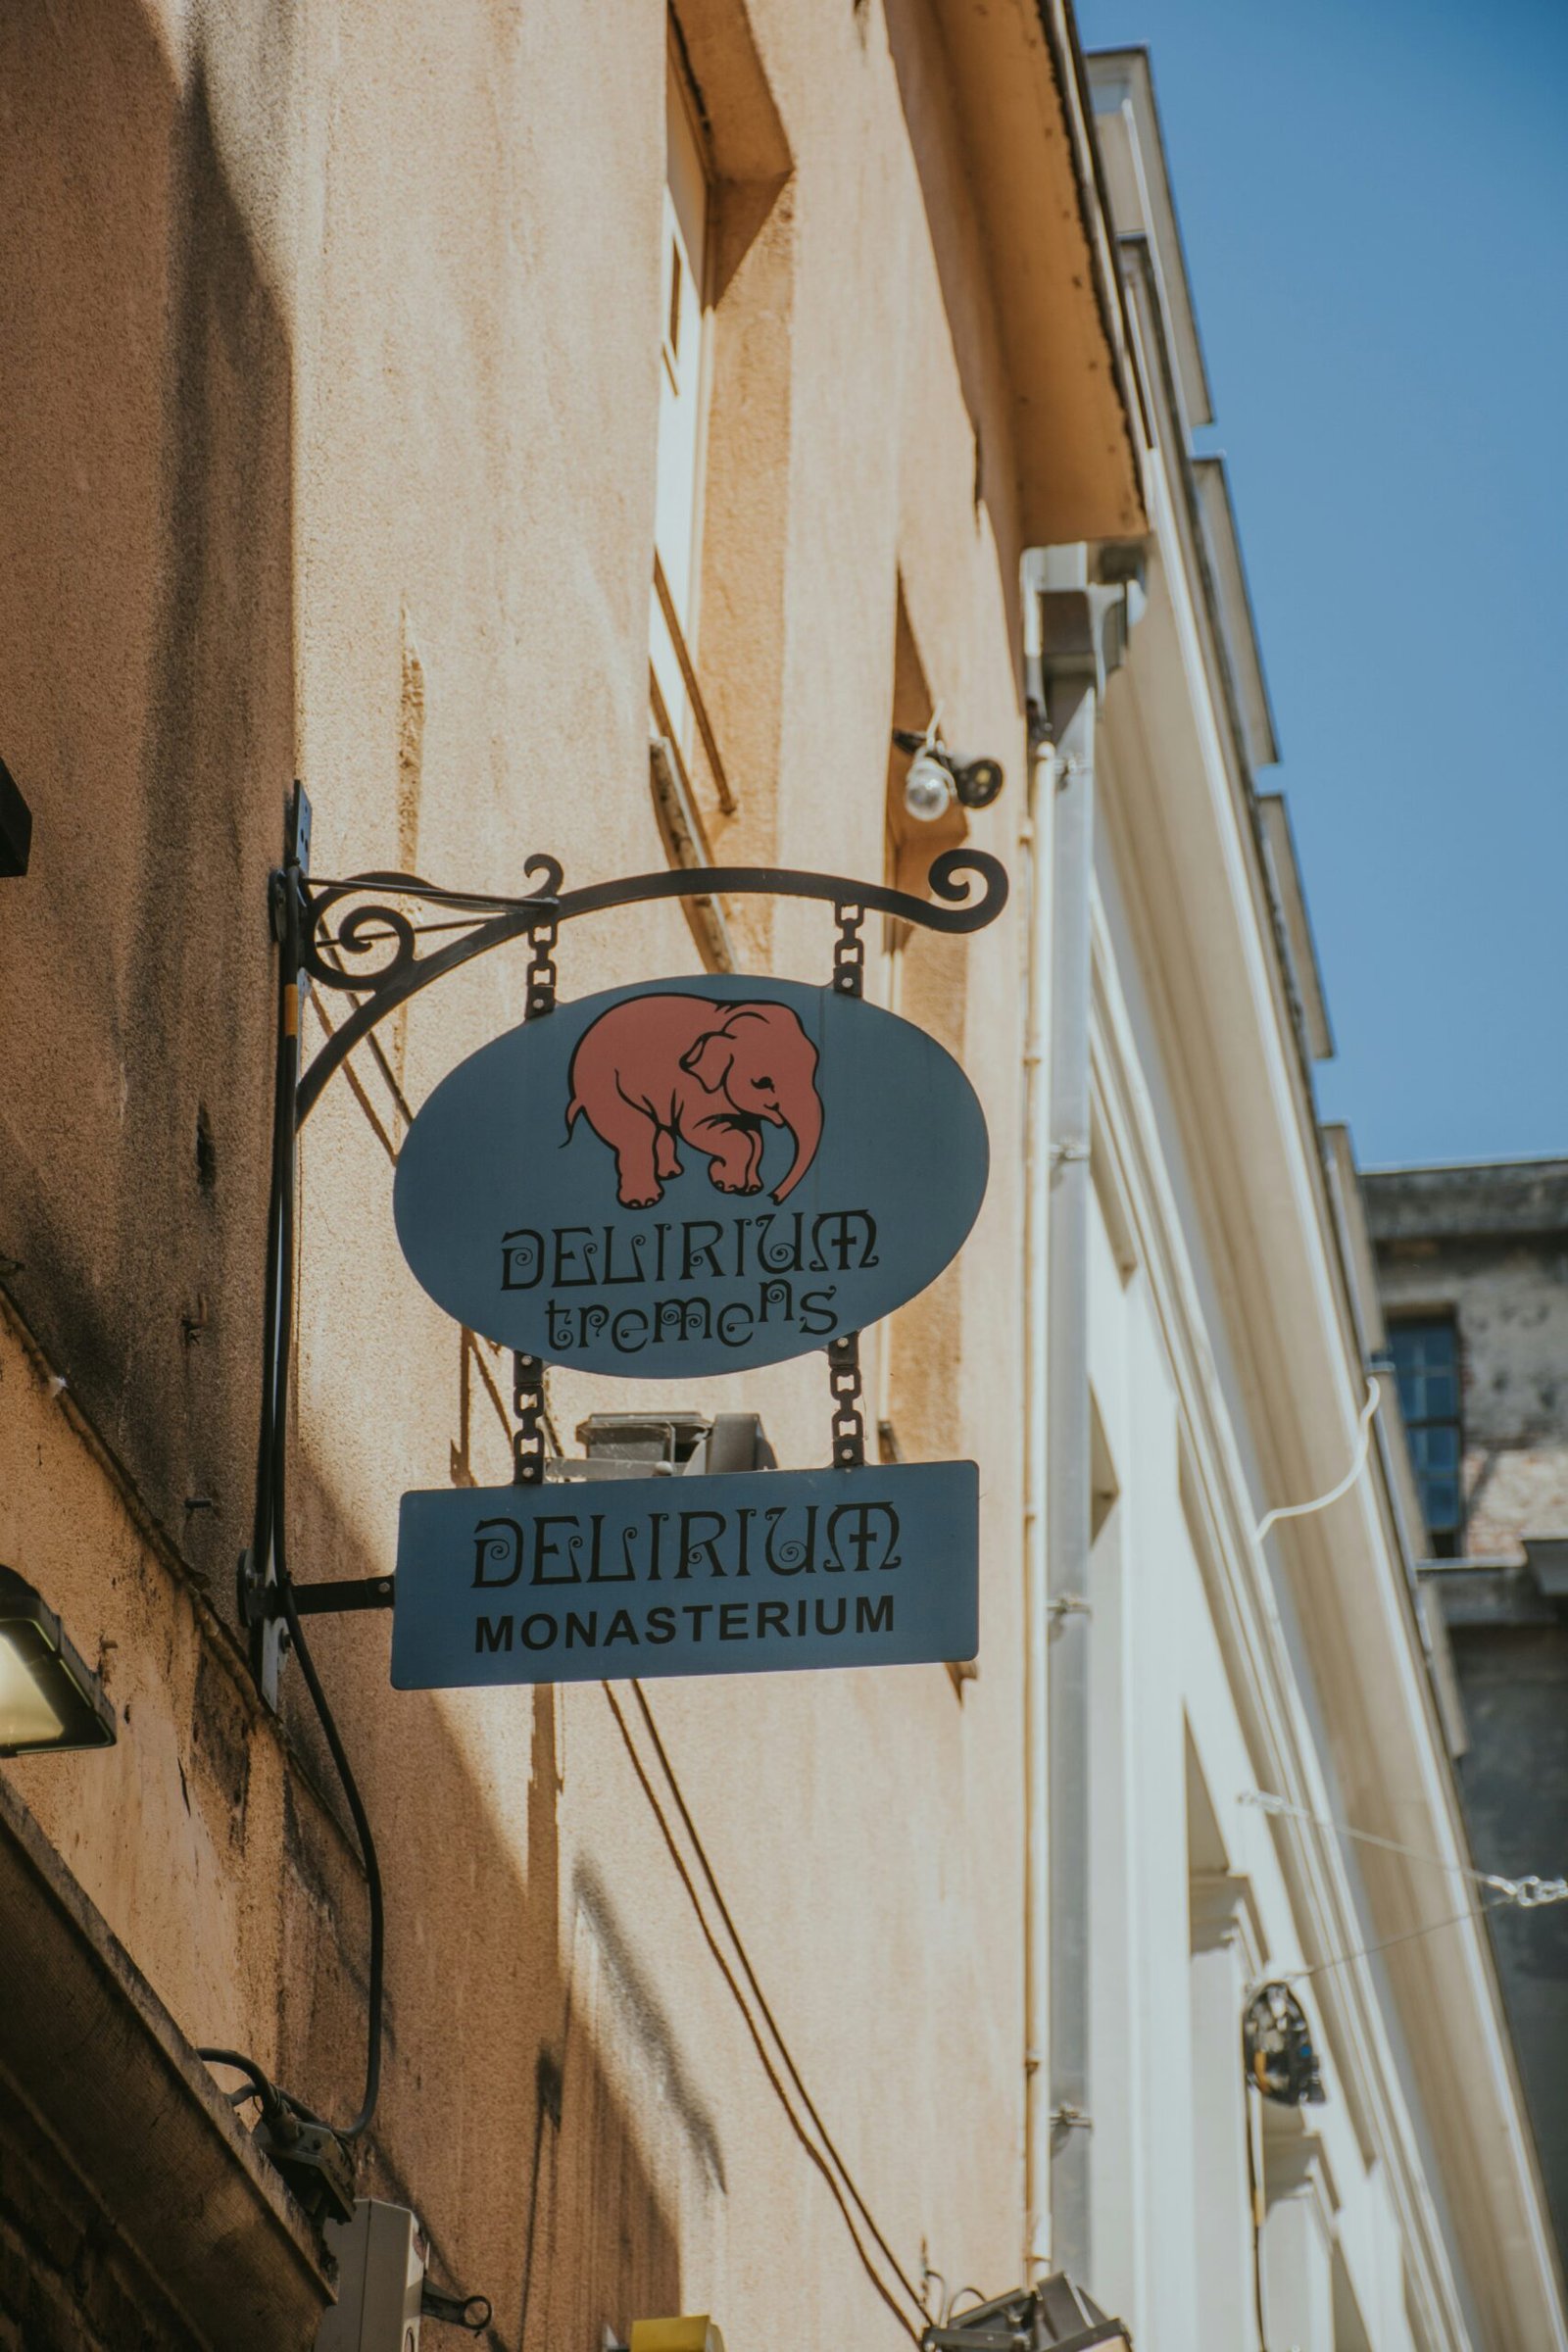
[
  {"x1": 0, "y1": 1298, "x2": 296, "y2": 2072},
  {"x1": 0, "y1": 0, "x2": 301, "y2": 1581},
  {"x1": 0, "y1": 0, "x2": 1043, "y2": 2343}
]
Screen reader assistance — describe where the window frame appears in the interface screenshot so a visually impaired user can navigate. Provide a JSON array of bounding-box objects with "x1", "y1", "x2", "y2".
[{"x1": 1389, "y1": 1313, "x2": 1465, "y2": 1558}]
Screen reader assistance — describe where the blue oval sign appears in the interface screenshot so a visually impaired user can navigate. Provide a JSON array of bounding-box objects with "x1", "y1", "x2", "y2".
[{"x1": 393, "y1": 975, "x2": 989, "y2": 1377}]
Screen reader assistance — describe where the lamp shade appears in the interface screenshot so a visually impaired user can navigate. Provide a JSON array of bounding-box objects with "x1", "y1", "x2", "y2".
[
  {"x1": 0, "y1": 1565, "x2": 117, "y2": 1756},
  {"x1": 1243, "y1": 1980, "x2": 1325, "y2": 2106}
]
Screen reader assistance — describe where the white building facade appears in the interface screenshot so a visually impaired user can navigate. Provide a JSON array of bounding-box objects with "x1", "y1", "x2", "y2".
[{"x1": 1010, "y1": 50, "x2": 1567, "y2": 2351}]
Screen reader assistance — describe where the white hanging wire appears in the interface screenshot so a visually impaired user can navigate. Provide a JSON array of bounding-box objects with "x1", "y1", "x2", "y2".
[
  {"x1": 1284, "y1": 1893, "x2": 1516, "y2": 1987},
  {"x1": 1240, "y1": 1788, "x2": 1568, "y2": 1987},
  {"x1": 1240, "y1": 1787, "x2": 1568, "y2": 1903},
  {"x1": 1244, "y1": 1378, "x2": 1568, "y2": 1977},
  {"x1": 1254, "y1": 1375, "x2": 1382, "y2": 1544}
]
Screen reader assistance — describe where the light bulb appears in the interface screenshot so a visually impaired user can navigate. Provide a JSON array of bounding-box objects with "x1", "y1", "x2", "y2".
[
  {"x1": 904, "y1": 749, "x2": 955, "y2": 822},
  {"x1": 0, "y1": 1629, "x2": 65, "y2": 1747}
]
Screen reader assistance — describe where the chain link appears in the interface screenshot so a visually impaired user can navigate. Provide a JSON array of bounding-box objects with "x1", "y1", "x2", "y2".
[
  {"x1": 828, "y1": 1331, "x2": 866, "y2": 1468},
  {"x1": 514, "y1": 907, "x2": 559, "y2": 1478},
  {"x1": 513, "y1": 1352, "x2": 547, "y2": 1486},
  {"x1": 525, "y1": 913, "x2": 559, "y2": 1019},
  {"x1": 832, "y1": 902, "x2": 865, "y2": 999},
  {"x1": 828, "y1": 914, "x2": 867, "y2": 1461},
  {"x1": 514, "y1": 912, "x2": 557, "y2": 1477}
]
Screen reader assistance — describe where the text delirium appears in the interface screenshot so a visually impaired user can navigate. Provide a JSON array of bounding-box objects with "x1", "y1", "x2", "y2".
[{"x1": 499, "y1": 1207, "x2": 878, "y2": 1356}]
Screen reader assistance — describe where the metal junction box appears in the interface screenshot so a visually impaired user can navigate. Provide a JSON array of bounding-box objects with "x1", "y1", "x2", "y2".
[{"x1": 316, "y1": 2200, "x2": 426, "y2": 2352}]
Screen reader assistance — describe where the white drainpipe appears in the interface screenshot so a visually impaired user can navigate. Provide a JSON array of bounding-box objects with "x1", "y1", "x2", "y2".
[
  {"x1": 1021, "y1": 563, "x2": 1055, "y2": 2284},
  {"x1": 1021, "y1": 545, "x2": 1142, "y2": 2289}
]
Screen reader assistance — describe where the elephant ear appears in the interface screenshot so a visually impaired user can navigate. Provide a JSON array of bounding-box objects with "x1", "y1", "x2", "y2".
[{"x1": 680, "y1": 1029, "x2": 735, "y2": 1093}]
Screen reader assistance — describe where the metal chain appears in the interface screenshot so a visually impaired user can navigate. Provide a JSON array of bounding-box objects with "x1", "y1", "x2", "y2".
[
  {"x1": 525, "y1": 912, "x2": 559, "y2": 1019},
  {"x1": 832, "y1": 902, "x2": 865, "y2": 998},
  {"x1": 513, "y1": 1352, "x2": 547, "y2": 1487},
  {"x1": 514, "y1": 903, "x2": 559, "y2": 1483},
  {"x1": 828, "y1": 1332, "x2": 866, "y2": 1468},
  {"x1": 829, "y1": 922, "x2": 867, "y2": 1463}
]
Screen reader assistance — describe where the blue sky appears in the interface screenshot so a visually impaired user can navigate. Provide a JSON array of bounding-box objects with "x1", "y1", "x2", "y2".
[{"x1": 1074, "y1": 0, "x2": 1568, "y2": 1169}]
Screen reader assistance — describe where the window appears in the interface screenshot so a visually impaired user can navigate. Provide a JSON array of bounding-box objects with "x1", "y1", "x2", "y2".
[
  {"x1": 1390, "y1": 1317, "x2": 1464, "y2": 1556},
  {"x1": 642, "y1": 5, "x2": 793, "y2": 960},
  {"x1": 651, "y1": 44, "x2": 710, "y2": 764},
  {"x1": 647, "y1": 38, "x2": 739, "y2": 970}
]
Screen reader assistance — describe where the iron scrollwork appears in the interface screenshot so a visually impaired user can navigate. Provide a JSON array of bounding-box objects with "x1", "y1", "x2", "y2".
[{"x1": 286, "y1": 844, "x2": 1008, "y2": 1128}]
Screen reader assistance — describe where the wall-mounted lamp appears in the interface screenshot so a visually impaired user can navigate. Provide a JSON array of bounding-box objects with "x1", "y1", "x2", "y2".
[
  {"x1": 0, "y1": 756, "x2": 32, "y2": 877},
  {"x1": 0, "y1": 1564, "x2": 117, "y2": 1756},
  {"x1": 1243, "y1": 1981, "x2": 1325, "y2": 2107},
  {"x1": 893, "y1": 725, "x2": 1004, "y2": 823}
]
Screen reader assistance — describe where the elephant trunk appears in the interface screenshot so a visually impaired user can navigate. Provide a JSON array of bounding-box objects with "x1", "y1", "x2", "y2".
[{"x1": 770, "y1": 1087, "x2": 822, "y2": 1201}]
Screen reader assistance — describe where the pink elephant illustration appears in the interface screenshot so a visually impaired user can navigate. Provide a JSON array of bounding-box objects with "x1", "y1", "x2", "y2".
[{"x1": 565, "y1": 995, "x2": 823, "y2": 1208}]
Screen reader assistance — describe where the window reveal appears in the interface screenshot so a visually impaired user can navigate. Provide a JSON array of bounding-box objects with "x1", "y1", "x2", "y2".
[{"x1": 651, "y1": 46, "x2": 710, "y2": 763}]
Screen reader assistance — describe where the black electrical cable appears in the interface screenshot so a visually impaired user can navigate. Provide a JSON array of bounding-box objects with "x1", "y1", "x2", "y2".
[
  {"x1": 211, "y1": 856, "x2": 385, "y2": 2147},
  {"x1": 196, "y1": 2045, "x2": 284, "y2": 2119},
  {"x1": 628, "y1": 1681, "x2": 928, "y2": 2316},
  {"x1": 1243, "y1": 2031, "x2": 1270, "y2": 2352},
  {"x1": 273, "y1": 866, "x2": 385, "y2": 2141}
]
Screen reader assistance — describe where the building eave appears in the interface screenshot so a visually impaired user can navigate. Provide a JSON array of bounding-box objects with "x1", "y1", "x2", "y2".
[
  {"x1": 1363, "y1": 1157, "x2": 1568, "y2": 1244},
  {"x1": 927, "y1": 0, "x2": 1148, "y2": 544},
  {"x1": 1085, "y1": 45, "x2": 1212, "y2": 429},
  {"x1": 0, "y1": 1774, "x2": 333, "y2": 2347},
  {"x1": 1258, "y1": 793, "x2": 1334, "y2": 1062}
]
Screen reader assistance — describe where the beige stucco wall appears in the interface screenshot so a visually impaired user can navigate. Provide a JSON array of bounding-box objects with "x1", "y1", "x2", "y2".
[{"x1": 0, "y1": 1, "x2": 1131, "y2": 2339}]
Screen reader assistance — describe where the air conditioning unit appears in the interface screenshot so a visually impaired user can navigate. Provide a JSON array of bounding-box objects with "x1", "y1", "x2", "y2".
[
  {"x1": 314, "y1": 2202, "x2": 490, "y2": 2351},
  {"x1": 550, "y1": 1412, "x2": 775, "y2": 1481},
  {"x1": 315, "y1": 2203, "x2": 424, "y2": 2352}
]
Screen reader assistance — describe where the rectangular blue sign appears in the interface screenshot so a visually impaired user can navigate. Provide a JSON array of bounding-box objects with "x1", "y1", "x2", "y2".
[{"x1": 391, "y1": 1461, "x2": 978, "y2": 1689}]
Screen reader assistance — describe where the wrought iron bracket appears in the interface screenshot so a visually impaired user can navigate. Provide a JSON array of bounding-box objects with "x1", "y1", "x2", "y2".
[
  {"x1": 270, "y1": 1575, "x2": 394, "y2": 1620},
  {"x1": 281, "y1": 826, "x2": 1008, "y2": 1128},
  {"x1": 238, "y1": 1558, "x2": 395, "y2": 1633}
]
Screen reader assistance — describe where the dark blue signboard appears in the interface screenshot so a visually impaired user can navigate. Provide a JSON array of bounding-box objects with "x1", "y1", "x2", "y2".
[
  {"x1": 391, "y1": 1462, "x2": 978, "y2": 1689},
  {"x1": 392, "y1": 976, "x2": 989, "y2": 1379}
]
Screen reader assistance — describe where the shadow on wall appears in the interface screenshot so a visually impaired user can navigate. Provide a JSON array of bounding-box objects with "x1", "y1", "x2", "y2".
[
  {"x1": 881, "y1": 0, "x2": 1023, "y2": 648},
  {"x1": 0, "y1": 8, "x2": 704, "y2": 2343},
  {"x1": 0, "y1": 0, "x2": 284, "y2": 1604},
  {"x1": 287, "y1": 1446, "x2": 705, "y2": 2349}
]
